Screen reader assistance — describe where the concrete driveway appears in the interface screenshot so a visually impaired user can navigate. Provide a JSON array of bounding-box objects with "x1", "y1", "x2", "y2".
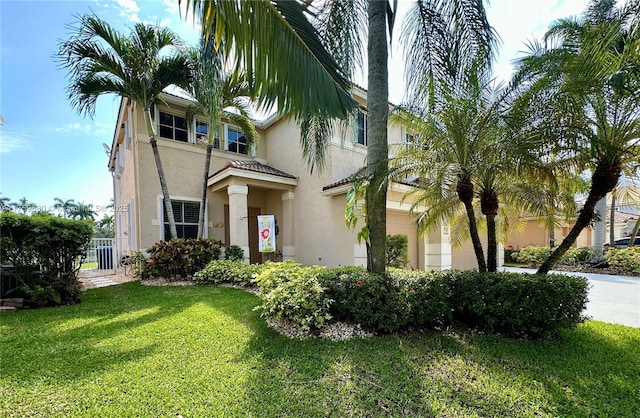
[{"x1": 501, "y1": 267, "x2": 640, "y2": 328}]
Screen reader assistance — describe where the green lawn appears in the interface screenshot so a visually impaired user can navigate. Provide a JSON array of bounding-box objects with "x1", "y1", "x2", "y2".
[
  {"x1": 1, "y1": 283, "x2": 638, "y2": 417},
  {"x1": 80, "y1": 261, "x2": 97, "y2": 270}
]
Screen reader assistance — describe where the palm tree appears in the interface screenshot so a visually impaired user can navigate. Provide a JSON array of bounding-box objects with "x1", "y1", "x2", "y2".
[
  {"x1": 187, "y1": 0, "x2": 496, "y2": 272},
  {"x1": 56, "y1": 15, "x2": 192, "y2": 239},
  {"x1": 53, "y1": 198, "x2": 76, "y2": 219},
  {"x1": 186, "y1": 41, "x2": 258, "y2": 239},
  {"x1": 70, "y1": 202, "x2": 97, "y2": 221},
  {"x1": 0, "y1": 194, "x2": 11, "y2": 212},
  {"x1": 11, "y1": 197, "x2": 34, "y2": 214},
  {"x1": 512, "y1": 0, "x2": 640, "y2": 274}
]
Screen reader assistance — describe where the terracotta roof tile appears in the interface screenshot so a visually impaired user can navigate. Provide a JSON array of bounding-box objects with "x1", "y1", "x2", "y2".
[
  {"x1": 210, "y1": 160, "x2": 296, "y2": 180},
  {"x1": 322, "y1": 171, "x2": 420, "y2": 191}
]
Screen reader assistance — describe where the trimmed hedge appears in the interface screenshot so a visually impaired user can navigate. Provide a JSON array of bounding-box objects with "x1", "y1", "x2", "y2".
[
  {"x1": 0, "y1": 212, "x2": 92, "y2": 306},
  {"x1": 195, "y1": 260, "x2": 589, "y2": 339},
  {"x1": 605, "y1": 247, "x2": 640, "y2": 273}
]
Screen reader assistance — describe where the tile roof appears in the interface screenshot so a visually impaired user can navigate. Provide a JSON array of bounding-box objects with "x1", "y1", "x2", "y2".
[
  {"x1": 210, "y1": 160, "x2": 297, "y2": 180},
  {"x1": 322, "y1": 171, "x2": 420, "y2": 191}
]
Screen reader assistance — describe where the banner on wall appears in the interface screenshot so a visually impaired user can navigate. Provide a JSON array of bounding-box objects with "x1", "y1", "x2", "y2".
[{"x1": 257, "y1": 215, "x2": 276, "y2": 253}]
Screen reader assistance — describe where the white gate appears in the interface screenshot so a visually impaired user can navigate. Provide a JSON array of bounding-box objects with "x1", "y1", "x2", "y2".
[{"x1": 85, "y1": 238, "x2": 115, "y2": 271}]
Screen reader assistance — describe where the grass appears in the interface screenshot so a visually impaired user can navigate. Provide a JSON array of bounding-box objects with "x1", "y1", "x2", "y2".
[
  {"x1": 1, "y1": 283, "x2": 638, "y2": 417},
  {"x1": 80, "y1": 261, "x2": 97, "y2": 270}
]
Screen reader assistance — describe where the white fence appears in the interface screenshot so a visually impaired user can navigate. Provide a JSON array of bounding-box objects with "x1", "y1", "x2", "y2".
[{"x1": 85, "y1": 238, "x2": 115, "y2": 270}]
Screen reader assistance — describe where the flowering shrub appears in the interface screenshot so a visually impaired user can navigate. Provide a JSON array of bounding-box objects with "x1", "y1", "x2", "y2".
[
  {"x1": 605, "y1": 247, "x2": 640, "y2": 274},
  {"x1": 253, "y1": 262, "x2": 332, "y2": 331},
  {"x1": 193, "y1": 260, "x2": 262, "y2": 286}
]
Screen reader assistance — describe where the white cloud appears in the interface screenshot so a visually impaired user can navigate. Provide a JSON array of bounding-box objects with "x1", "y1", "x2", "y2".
[
  {"x1": 115, "y1": 0, "x2": 141, "y2": 23},
  {"x1": 54, "y1": 122, "x2": 110, "y2": 137},
  {"x1": 0, "y1": 132, "x2": 31, "y2": 154}
]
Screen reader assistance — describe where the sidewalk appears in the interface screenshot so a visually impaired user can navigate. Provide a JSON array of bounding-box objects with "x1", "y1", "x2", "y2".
[
  {"x1": 78, "y1": 268, "x2": 137, "y2": 290},
  {"x1": 501, "y1": 267, "x2": 640, "y2": 328}
]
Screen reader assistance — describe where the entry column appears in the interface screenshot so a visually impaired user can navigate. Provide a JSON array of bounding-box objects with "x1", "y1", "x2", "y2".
[
  {"x1": 281, "y1": 191, "x2": 296, "y2": 261},
  {"x1": 228, "y1": 184, "x2": 249, "y2": 263}
]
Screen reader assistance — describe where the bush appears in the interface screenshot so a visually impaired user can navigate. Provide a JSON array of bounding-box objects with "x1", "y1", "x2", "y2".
[
  {"x1": 503, "y1": 248, "x2": 519, "y2": 263},
  {"x1": 561, "y1": 247, "x2": 592, "y2": 265},
  {"x1": 0, "y1": 212, "x2": 92, "y2": 306},
  {"x1": 445, "y1": 271, "x2": 589, "y2": 338},
  {"x1": 605, "y1": 247, "x2": 640, "y2": 274},
  {"x1": 515, "y1": 246, "x2": 552, "y2": 266},
  {"x1": 386, "y1": 234, "x2": 409, "y2": 268},
  {"x1": 224, "y1": 245, "x2": 245, "y2": 262},
  {"x1": 253, "y1": 262, "x2": 332, "y2": 331},
  {"x1": 144, "y1": 238, "x2": 222, "y2": 279},
  {"x1": 193, "y1": 260, "x2": 262, "y2": 286}
]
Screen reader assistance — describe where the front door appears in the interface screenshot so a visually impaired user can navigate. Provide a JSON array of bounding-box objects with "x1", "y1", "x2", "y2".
[
  {"x1": 224, "y1": 205, "x2": 261, "y2": 264},
  {"x1": 247, "y1": 207, "x2": 261, "y2": 264}
]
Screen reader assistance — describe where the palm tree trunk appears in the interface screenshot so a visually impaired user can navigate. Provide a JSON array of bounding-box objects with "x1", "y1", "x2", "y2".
[
  {"x1": 144, "y1": 108, "x2": 178, "y2": 240},
  {"x1": 365, "y1": 0, "x2": 389, "y2": 273},
  {"x1": 538, "y1": 161, "x2": 621, "y2": 274},
  {"x1": 609, "y1": 194, "x2": 616, "y2": 245},
  {"x1": 590, "y1": 197, "x2": 606, "y2": 263},
  {"x1": 457, "y1": 177, "x2": 486, "y2": 272},
  {"x1": 549, "y1": 224, "x2": 555, "y2": 248},
  {"x1": 486, "y1": 213, "x2": 498, "y2": 272},
  {"x1": 198, "y1": 144, "x2": 213, "y2": 239}
]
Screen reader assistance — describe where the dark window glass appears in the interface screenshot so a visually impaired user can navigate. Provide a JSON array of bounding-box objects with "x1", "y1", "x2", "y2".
[
  {"x1": 357, "y1": 111, "x2": 367, "y2": 145},
  {"x1": 163, "y1": 200, "x2": 201, "y2": 239},
  {"x1": 159, "y1": 111, "x2": 188, "y2": 142},
  {"x1": 227, "y1": 128, "x2": 248, "y2": 155}
]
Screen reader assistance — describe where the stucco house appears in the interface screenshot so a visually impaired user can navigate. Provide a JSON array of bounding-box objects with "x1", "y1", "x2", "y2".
[{"x1": 108, "y1": 86, "x2": 495, "y2": 270}]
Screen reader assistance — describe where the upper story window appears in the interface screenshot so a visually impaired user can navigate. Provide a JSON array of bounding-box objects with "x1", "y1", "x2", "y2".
[
  {"x1": 159, "y1": 111, "x2": 188, "y2": 142},
  {"x1": 357, "y1": 110, "x2": 368, "y2": 146},
  {"x1": 227, "y1": 128, "x2": 248, "y2": 155},
  {"x1": 195, "y1": 121, "x2": 220, "y2": 149},
  {"x1": 403, "y1": 128, "x2": 427, "y2": 150}
]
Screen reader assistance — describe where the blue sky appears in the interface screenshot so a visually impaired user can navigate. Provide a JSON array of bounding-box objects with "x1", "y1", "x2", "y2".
[{"x1": 0, "y1": 0, "x2": 587, "y2": 218}]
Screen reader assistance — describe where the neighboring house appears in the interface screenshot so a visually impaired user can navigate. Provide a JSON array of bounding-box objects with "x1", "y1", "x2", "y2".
[
  {"x1": 108, "y1": 86, "x2": 498, "y2": 270},
  {"x1": 507, "y1": 201, "x2": 639, "y2": 249}
]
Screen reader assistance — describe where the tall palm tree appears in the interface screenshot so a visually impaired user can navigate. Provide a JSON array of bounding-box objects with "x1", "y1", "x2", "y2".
[
  {"x1": 187, "y1": 0, "x2": 496, "y2": 273},
  {"x1": 512, "y1": 0, "x2": 640, "y2": 274},
  {"x1": 11, "y1": 197, "x2": 33, "y2": 214},
  {"x1": 0, "y1": 194, "x2": 11, "y2": 212},
  {"x1": 70, "y1": 202, "x2": 97, "y2": 221},
  {"x1": 56, "y1": 15, "x2": 192, "y2": 239},
  {"x1": 186, "y1": 41, "x2": 258, "y2": 238},
  {"x1": 53, "y1": 198, "x2": 76, "y2": 219}
]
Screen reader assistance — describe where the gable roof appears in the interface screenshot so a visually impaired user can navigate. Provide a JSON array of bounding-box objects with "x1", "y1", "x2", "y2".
[{"x1": 322, "y1": 171, "x2": 421, "y2": 193}]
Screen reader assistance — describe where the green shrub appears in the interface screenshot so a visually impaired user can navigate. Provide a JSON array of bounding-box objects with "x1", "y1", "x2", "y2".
[
  {"x1": 605, "y1": 247, "x2": 640, "y2": 273},
  {"x1": 445, "y1": 271, "x2": 589, "y2": 338},
  {"x1": 515, "y1": 246, "x2": 552, "y2": 266},
  {"x1": 193, "y1": 260, "x2": 262, "y2": 286},
  {"x1": 503, "y1": 248, "x2": 519, "y2": 263},
  {"x1": 386, "y1": 234, "x2": 409, "y2": 268},
  {"x1": 0, "y1": 212, "x2": 92, "y2": 306},
  {"x1": 224, "y1": 245, "x2": 245, "y2": 262},
  {"x1": 130, "y1": 251, "x2": 152, "y2": 280},
  {"x1": 561, "y1": 247, "x2": 593, "y2": 265},
  {"x1": 145, "y1": 238, "x2": 223, "y2": 279},
  {"x1": 253, "y1": 262, "x2": 332, "y2": 331}
]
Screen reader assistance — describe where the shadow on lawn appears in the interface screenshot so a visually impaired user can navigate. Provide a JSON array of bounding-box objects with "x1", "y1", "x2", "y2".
[
  {"x1": 211, "y1": 293, "x2": 640, "y2": 417},
  {"x1": 0, "y1": 282, "x2": 195, "y2": 385}
]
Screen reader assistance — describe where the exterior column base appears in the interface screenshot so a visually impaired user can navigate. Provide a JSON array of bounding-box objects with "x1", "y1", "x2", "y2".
[{"x1": 282, "y1": 245, "x2": 296, "y2": 261}]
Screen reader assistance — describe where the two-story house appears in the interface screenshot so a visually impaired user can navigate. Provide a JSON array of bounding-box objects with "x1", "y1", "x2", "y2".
[{"x1": 108, "y1": 86, "x2": 493, "y2": 270}]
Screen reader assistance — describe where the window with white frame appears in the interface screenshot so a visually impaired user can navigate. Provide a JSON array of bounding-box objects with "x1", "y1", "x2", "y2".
[
  {"x1": 227, "y1": 127, "x2": 248, "y2": 154},
  {"x1": 195, "y1": 121, "x2": 220, "y2": 149},
  {"x1": 163, "y1": 200, "x2": 200, "y2": 239},
  {"x1": 403, "y1": 127, "x2": 426, "y2": 150},
  {"x1": 159, "y1": 111, "x2": 188, "y2": 142},
  {"x1": 357, "y1": 110, "x2": 367, "y2": 146}
]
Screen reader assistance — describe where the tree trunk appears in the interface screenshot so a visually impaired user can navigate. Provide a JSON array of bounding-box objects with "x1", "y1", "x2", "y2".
[
  {"x1": 457, "y1": 177, "x2": 486, "y2": 272},
  {"x1": 538, "y1": 161, "x2": 621, "y2": 274},
  {"x1": 590, "y1": 197, "x2": 606, "y2": 263},
  {"x1": 144, "y1": 108, "x2": 178, "y2": 240},
  {"x1": 609, "y1": 194, "x2": 616, "y2": 246},
  {"x1": 365, "y1": 0, "x2": 389, "y2": 273},
  {"x1": 198, "y1": 144, "x2": 213, "y2": 239},
  {"x1": 480, "y1": 189, "x2": 499, "y2": 272}
]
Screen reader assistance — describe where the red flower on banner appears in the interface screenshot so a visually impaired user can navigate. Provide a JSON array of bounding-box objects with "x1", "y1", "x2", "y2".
[{"x1": 261, "y1": 229, "x2": 270, "y2": 240}]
